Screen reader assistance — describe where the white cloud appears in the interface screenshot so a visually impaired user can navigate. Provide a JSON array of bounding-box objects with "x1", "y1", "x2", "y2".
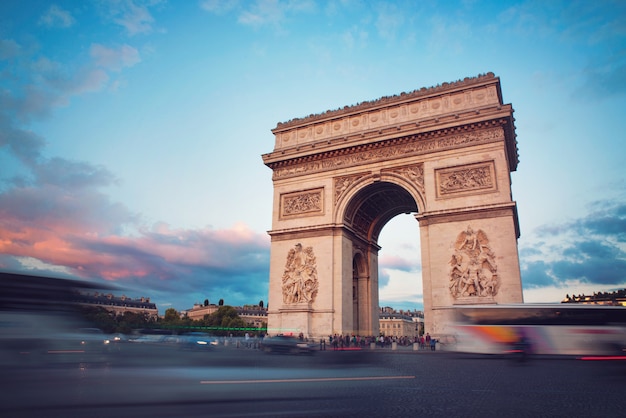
[
  {"x1": 199, "y1": 0, "x2": 240, "y2": 14},
  {"x1": 91, "y1": 44, "x2": 141, "y2": 72},
  {"x1": 39, "y1": 5, "x2": 75, "y2": 29},
  {"x1": 0, "y1": 39, "x2": 21, "y2": 59},
  {"x1": 108, "y1": 0, "x2": 158, "y2": 36},
  {"x1": 379, "y1": 268, "x2": 423, "y2": 307},
  {"x1": 237, "y1": 0, "x2": 315, "y2": 28},
  {"x1": 374, "y1": 3, "x2": 404, "y2": 41}
]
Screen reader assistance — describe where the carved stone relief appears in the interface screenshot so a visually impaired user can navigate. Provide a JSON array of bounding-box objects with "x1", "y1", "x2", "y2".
[
  {"x1": 436, "y1": 162, "x2": 496, "y2": 197},
  {"x1": 273, "y1": 126, "x2": 504, "y2": 180},
  {"x1": 384, "y1": 164, "x2": 424, "y2": 192},
  {"x1": 449, "y1": 226, "x2": 499, "y2": 299},
  {"x1": 280, "y1": 188, "x2": 323, "y2": 218},
  {"x1": 334, "y1": 174, "x2": 366, "y2": 205},
  {"x1": 282, "y1": 243, "x2": 319, "y2": 304}
]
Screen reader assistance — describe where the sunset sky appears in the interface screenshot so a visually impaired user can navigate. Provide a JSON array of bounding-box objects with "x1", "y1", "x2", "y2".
[{"x1": 1, "y1": 0, "x2": 625, "y2": 313}]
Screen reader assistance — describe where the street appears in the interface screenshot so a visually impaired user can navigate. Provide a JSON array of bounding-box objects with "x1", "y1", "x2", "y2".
[{"x1": 2, "y1": 344, "x2": 625, "y2": 417}]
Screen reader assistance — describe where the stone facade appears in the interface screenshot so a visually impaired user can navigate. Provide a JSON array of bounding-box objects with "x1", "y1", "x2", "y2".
[
  {"x1": 75, "y1": 292, "x2": 159, "y2": 319},
  {"x1": 262, "y1": 73, "x2": 523, "y2": 339},
  {"x1": 379, "y1": 309, "x2": 423, "y2": 339}
]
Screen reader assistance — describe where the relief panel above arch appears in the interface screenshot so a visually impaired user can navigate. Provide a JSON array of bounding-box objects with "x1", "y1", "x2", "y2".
[
  {"x1": 334, "y1": 173, "x2": 369, "y2": 206},
  {"x1": 279, "y1": 188, "x2": 325, "y2": 219},
  {"x1": 381, "y1": 164, "x2": 425, "y2": 194},
  {"x1": 435, "y1": 161, "x2": 497, "y2": 198}
]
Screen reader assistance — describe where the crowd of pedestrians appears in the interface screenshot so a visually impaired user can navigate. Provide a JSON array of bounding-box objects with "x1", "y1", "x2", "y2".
[
  {"x1": 218, "y1": 332, "x2": 440, "y2": 351},
  {"x1": 325, "y1": 333, "x2": 438, "y2": 350}
]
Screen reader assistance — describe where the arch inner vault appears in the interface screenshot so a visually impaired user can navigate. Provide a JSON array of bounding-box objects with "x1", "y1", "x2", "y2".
[{"x1": 262, "y1": 73, "x2": 523, "y2": 339}]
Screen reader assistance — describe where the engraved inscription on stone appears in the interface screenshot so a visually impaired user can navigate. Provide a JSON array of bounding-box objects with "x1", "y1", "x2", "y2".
[
  {"x1": 449, "y1": 226, "x2": 499, "y2": 299},
  {"x1": 282, "y1": 243, "x2": 319, "y2": 304},
  {"x1": 280, "y1": 188, "x2": 323, "y2": 217},
  {"x1": 436, "y1": 161, "x2": 496, "y2": 197}
]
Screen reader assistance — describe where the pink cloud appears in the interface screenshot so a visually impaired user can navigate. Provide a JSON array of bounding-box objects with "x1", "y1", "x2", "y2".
[
  {"x1": 379, "y1": 254, "x2": 418, "y2": 272},
  {"x1": 0, "y1": 199, "x2": 269, "y2": 285}
]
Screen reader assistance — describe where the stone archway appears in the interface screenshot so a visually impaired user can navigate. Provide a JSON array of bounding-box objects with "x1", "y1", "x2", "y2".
[{"x1": 262, "y1": 73, "x2": 523, "y2": 339}]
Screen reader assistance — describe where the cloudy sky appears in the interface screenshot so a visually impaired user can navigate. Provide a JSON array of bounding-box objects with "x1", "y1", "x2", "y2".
[{"x1": 1, "y1": 0, "x2": 624, "y2": 313}]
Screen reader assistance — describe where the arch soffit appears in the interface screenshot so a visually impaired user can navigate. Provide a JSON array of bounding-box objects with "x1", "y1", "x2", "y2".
[{"x1": 334, "y1": 173, "x2": 424, "y2": 242}]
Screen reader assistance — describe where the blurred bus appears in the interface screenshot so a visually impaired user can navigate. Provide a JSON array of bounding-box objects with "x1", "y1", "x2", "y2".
[
  {"x1": 0, "y1": 272, "x2": 115, "y2": 366},
  {"x1": 450, "y1": 304, "x2": 626, "y2": 357}
]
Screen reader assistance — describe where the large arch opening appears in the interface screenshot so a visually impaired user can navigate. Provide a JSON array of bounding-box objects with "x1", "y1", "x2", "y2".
[
  {"x1": 343, "y1": 182, "x2": 419, "y2": 243},
  {"x1": 377, "y1": 214, "x2": 422, "y2": 313},
  {"x1": 344, "y1": 182, "x2": 420, "y2": 334}
]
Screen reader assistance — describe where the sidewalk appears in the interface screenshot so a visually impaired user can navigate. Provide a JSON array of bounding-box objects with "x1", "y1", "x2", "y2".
[{"x1": 314, "y1": 342, "x2": 449, "y2": 353}]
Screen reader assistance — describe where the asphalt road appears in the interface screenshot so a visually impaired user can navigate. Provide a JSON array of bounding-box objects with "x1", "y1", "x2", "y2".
[{"x1": 2, "y1": 344, "x2": 625, "y2": 418}]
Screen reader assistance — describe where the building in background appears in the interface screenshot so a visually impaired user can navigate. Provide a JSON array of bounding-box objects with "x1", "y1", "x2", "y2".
[
  {"x1": 183, "y1": 303, "x2": 268, "y2": 329},
  {"x1": 379, "y1": 307, "x2": 424, "y2": 338},
  {"x1": 236, "y1": 305, "x2": 268, "y2": 329},
  {"x1": 184, "y1": 303, "x2": 220, "y2": 320},
  {"x1": 75, "y1": 292, "x2": 159, "y2": 319},
  {"x1": 562, "y1": 289, "x2": 626, "y2": 306}
]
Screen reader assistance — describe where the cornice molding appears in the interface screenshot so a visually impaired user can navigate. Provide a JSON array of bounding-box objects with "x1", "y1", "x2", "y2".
[
  {"x1": 273, "y1": 72, "x2": 500, "y2": 130},
  {"x1": 267, "y1": 121, "x2": 510, "y2": 180}
]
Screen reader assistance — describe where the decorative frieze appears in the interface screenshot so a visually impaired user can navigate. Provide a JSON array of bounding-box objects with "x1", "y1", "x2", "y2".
[
  {"x1": 436, "y1": 161, "x2": 496, "y2": 197},
  {"x1": 272, "y1": 126, "x2": 504, "y2": 180},
  {"x1": 280, "y1": 188, "x2": 324, "y2": 218}
]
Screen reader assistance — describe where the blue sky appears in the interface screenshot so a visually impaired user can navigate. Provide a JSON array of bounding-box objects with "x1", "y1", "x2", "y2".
[{"x1": 1, "y1": 0, "x2": 624, "y2": 313}]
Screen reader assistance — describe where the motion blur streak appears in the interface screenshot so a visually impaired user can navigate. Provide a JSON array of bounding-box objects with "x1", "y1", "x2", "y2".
[
  {"x1": 199, "y1": 376, "x2": 415, "y2": 384},
  {"x1": 578, "y1": 356, "x2": 626, "y2": 361}
]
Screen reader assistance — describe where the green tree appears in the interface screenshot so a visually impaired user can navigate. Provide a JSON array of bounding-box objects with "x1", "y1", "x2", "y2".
[
  {"x1": 117, "y1": 311, "x2": 152, "y2": 334},
  {"x1": 206, "y1": 306, "x2": 245, "y2": 336},
  {"x1": 162, "y1": 308, "x2": 180, "y2": 325},
  {"x1": 218, "y1": 299, "x2": 224, "y2": 306},
  {"x1": 78, "y1": 306, "x2": 117, "y2": 333}
]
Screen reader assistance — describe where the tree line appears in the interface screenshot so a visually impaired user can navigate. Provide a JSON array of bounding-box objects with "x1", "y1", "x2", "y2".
[{"x1": 78, "y1": 305, "x2": 267, "y2": 337}]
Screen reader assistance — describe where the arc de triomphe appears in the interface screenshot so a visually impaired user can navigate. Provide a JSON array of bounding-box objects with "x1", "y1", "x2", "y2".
[{"x1": 262, "y1": 73, "x2": 523, "y2": 339}]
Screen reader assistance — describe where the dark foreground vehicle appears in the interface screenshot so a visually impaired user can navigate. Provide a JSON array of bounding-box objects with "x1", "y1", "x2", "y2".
[
  {"x1": 507, "y1": 336, "x2": 532, "y2": 363},
  {"x1": 261, "y1": 335, "x2": 313, "y2": 354}
]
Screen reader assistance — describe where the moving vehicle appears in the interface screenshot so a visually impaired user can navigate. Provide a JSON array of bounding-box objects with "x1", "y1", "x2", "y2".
[
  {"x1": 177, "y1": 332, "x2": 219, "y2": 350},
  {"x1": 450, "y1": 303, "x2": 626, "y2": 357},
  {"x1": 261, "y1": 335, "x2": 313, "y2": 354}
]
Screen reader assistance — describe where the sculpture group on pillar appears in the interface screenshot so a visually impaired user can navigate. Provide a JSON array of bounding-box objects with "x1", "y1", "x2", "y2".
[
  {"x1": 449, "y1": 226, "x2": 499, "y2": 298},
  {"x1": 282, "y1": 243, "x2": 319, "y2": 304}
]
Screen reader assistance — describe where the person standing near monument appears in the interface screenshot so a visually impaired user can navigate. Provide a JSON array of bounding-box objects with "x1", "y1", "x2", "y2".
[{"x1": 425, "y1": 333, "x2": 438, "y2": 350}]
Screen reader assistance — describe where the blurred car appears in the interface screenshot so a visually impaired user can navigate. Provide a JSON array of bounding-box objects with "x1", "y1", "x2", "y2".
[
  {"x1": 46, "y1": 327, "x2": 111, "y2": 364},
  {"x1": 177, "y1": 332, "x2": 219, "y2": 350},
  {"x1": 261, "y1": 335, "x2": 313, "y2": 354},
  {"x1": 109, "y1": 333, "x2": 128, "y2": 343}
]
